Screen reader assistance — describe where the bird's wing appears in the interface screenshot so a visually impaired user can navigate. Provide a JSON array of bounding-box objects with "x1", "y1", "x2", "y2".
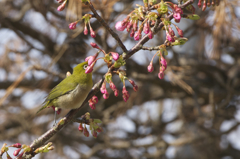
[{"x1": 36, "y1": 76, "x2": 78, "y2": 114}]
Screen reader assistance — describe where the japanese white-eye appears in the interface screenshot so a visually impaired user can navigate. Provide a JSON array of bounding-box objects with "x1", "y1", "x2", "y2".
[{"x1": 37, "y1": 61, "x2": 93, "y2": 120}]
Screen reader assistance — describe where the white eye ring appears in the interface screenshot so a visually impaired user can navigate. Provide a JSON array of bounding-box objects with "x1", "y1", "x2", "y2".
[{"x1": 83, "y1": 65, "x2": 88, "y2": 70}]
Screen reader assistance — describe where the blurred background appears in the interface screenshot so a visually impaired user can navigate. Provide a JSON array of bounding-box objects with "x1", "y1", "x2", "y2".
[{"x1": 0, "y1": 0, "x2": 240, "y2": 158}]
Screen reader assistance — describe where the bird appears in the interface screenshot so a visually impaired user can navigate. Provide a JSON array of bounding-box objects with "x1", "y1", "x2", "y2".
[{"x1": 36, "y1": 61, "x2": 93, "y2": 124}]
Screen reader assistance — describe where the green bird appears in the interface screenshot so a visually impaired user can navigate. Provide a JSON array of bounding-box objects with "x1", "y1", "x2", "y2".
[{"x1": 37, "y1": 61, "x2": 93, "y2": 123}]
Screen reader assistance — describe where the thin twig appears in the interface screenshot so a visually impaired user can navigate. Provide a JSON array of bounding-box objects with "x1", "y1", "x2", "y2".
[{"x1": 85, "y1": 1, "x2": 128, "y2": 53}]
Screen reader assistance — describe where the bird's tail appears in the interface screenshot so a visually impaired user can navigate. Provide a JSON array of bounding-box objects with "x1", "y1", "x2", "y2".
[{"x1": 36, "y1": 102, "x2": 50, "y2": 114}]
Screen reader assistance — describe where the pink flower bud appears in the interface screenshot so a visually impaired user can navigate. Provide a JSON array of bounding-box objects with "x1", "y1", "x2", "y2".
[
  {"x1": 114, "y1": 89, "x2": 119, "y2": 97},
  {"x1": 133, "y1": 21, "x2": 138, "y2": 31},
  {"x1": 13, "y1": 148, "x2": 21, "y2": 156},
  {"x1": 89, "y1": 102, "x2": 96, "y2": 110},
  {"x1": 148, "y1": 62, "x2": 154, "y2": 72},
  {"x1": 168, "y1": 26, "x2": 175, "y2": 36},
  {"x1": 84, "y1": 25, "x2": 88, "y2": 35},
  {"x1": 129, "y1": 79, "x2": 138, "y2": 92},
  {"x1": 126, "y1": 20, "x2": 133, "y2": 32},
  {"x1": 69, "y1": 21, "x2": 77, "y2": 30},
  {"x1": 10, "y1": 143, "x2": 21, "y2": 148},
  {"x1": 109, "y1": 81, "x2": 116, "y2": 91},
  {"x1": 57, "y1": 2, "x2": 66, "y2": 11},
  {"x1": 85, "y1": 66, "x2": 93, "y2": 74},
  {"x1": 100, "y1": 82, "x2": 107, "y2": 94},
  {"x1": 103, "y1": 92, "x2": 109, "y2": 99},
  {"x1": 130, "y1": 29, "x2": 135, "y2": 37},
  {"x1": 110, "y1": 52, "x2": 119, "y2": 61},
  {"x1": 83, "y1": 127, "x2": 89, "y2": 137},
  {"x1": 176, "y1": 26, "x2": 183, "y2": 37},
  {"x1": 85, "y1": 61, "x2": 96, "y2": 74},
  {"x1": 78, "y1": 123, "x2": 83, "y2": 132},
  {"x1": 90, "y1": 28, "x2": 96, "y2": 38},
  {"x1": 115, "y1": 21, "x2": 126, "y2": 31},
  {"x1": 166, "y1": 32, "x2": 175, "y2": 42},
  {"x1": 134, "y1": 30, "x2": 142, "y2": 41},
  {"x1": 90, "y1": 42, "x2": 99, "y2": 49},
  {"x1": 92, "y1": 131, "x2": 98, "y2": 138},
  {"x1": 92, "y1": 95, "x2": 98, "y2": 104},
  {"x1": 122, "y1": 86, "x2": 130, "y2": 102},
  {"x1": 148, "y1": 30, "x2": 153, "y2": 39},
  {"x1": 161, "y1": 56, "x2": 167, "y2": 70},
  {"x1": 198, "y1": 0, "x2": 202, "y2": 8},
  {"x1": 158, "y1": 68, "x2": 164, "y2": 79},
  {"x1": 173, "y1": 5, "x2": 183, "y2": 14},
  {"x1": 202, "y1": 1, "x2": 207, "y2": 11},
  {"x1": 143, "y1": 21, "x2": 150, "y2": 34}
]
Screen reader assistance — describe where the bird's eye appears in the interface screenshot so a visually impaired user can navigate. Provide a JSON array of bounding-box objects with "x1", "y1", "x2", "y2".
[{"x1": 83, "y1": 65, "x2": 88, "y2": 70}]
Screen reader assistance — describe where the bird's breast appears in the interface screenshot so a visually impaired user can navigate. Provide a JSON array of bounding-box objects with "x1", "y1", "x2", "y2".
[{"x1": 56, "y1": 84, "x2": 91, "y2": 109}]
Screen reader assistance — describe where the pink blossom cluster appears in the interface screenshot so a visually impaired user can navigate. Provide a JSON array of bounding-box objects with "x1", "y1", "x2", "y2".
[
  {"x1": 148, "y1": 52, "x2": 168, "y2": 80},
  {"x1": 78, "y1": 115, "x2": 103, "y2": 138},
  {"x1": 115, "y1": 18, "x2": 153, "y2": 41},
  {"x1": 88, "y1": 96, "x2": 98, "y2": 110}
]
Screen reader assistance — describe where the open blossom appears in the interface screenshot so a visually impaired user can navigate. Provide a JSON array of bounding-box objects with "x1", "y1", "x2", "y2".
[
  {"x1": 89, "y1": 101, "x2": 96, "y2": 110},
  {"x1": 92, "y1": 96, "x2": 98, "y2": 104},
  {"x1": 173, "y1": 12, "x2": 181, "y2": 21},
  {"x1": 166, "y1": 32, "x2": 175, "y2": 42},
  {"x1": 173, "y1": 5, "x2": 183, "y2": 22},
  {"x1": 88, "y1": 95, "x2": 98, "y2": 110}
]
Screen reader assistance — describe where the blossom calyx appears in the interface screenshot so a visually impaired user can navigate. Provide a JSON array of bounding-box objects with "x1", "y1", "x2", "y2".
[{"x1": 113, "y1": 55, "x2": 126, "y2": 68}]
